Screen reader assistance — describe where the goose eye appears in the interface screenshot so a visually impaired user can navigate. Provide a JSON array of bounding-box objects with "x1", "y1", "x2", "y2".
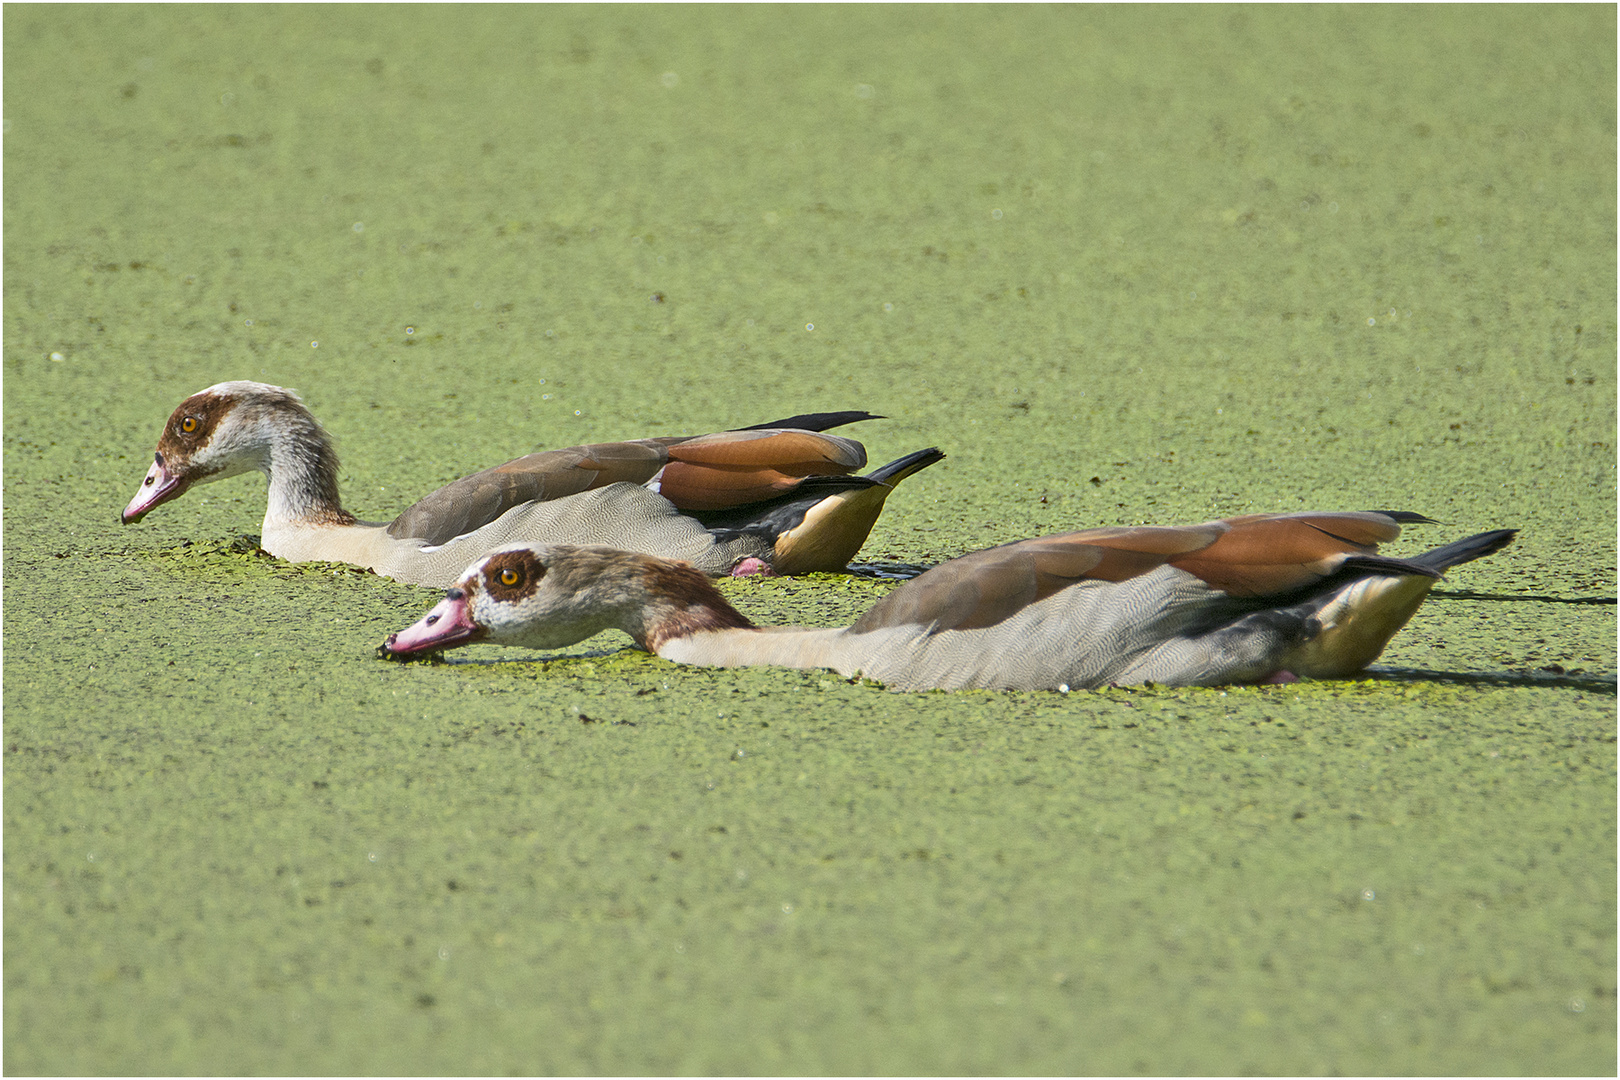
[
  {"x1": 180, "y1": 416, "x2": 198, "y2": 434},
  {"x1": 498, "y1": 568, "x2": 521, "y2": 587}
]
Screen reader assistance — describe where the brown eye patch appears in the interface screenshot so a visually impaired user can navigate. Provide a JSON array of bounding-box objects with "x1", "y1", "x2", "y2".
[
  {"x1": 482, "y1": 549, "x2": 545, "y2": 601},
  {"x1": 157, "y1": 390, "x2": 235, "y2": 456}
]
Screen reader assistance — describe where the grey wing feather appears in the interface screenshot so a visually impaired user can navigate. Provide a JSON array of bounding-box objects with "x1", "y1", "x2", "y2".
[
  {"x1": 848, "y1": 525, "x2": 1226, "y2": 636},
  {"x1": 851, "y1": 538, "x2": 1108, "y2": 634},
  {"x1": 387, "y1": 442, "x2": 671, "y2": 545}
]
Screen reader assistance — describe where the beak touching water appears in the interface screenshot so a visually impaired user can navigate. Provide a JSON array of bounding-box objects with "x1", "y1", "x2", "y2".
[{"x1": 380, "y1": 590, "x2": 486, "y2": 658}]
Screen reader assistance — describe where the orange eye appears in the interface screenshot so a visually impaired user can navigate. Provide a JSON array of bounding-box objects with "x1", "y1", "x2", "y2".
[
  {"x1": 499, "y1": 568, "x2": 520, "y2": 586},
  {"x1": 180, "y1": 416, "x2": 198, "y2": 434}
]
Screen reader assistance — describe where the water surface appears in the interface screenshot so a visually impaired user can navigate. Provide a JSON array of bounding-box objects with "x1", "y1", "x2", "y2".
[{"x1": 5, "y1": 6, "x2": 1614, "y2": 1073}]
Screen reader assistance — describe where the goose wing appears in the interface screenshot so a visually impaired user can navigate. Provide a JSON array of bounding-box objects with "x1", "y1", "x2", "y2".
[
  {"x1": 386, "y1": 440, "x2": 672, "y2": 546},
  {"x1": 1165, "y1": 510, "x2": 1407, "y2": 597},
  {"x1": 388, "y1": 427, "x2": 872, "y2": 547},
  {"x1": 654, "y1": 429, "x2": 867, "y2": 510},
  {"x1": 850, "y1": 512, "x2": 1421, "y2": 635}
]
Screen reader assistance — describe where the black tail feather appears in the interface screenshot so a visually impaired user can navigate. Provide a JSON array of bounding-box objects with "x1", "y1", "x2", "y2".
[
  {"x1": 692, "y1": 475, "x2": 884, "y2": 534},
  {"x1": 1184, "y1": 529, "x2": 1518, "y2": 637},
  {"x1": 1411, "y1": 529, "x2": 1518, "y2": 572},
  {"x1": 1338, "y1": 553, "x2": 1444, "y2": 580},
  {"x1": 695, "y1": 448, "x2": 944, "y2": 542},
  {"x1": 864, "y1": 447, "x2": 946, "y2": 485},
  {"x1": 1337, "y1": 529, "x2": 1516, "y2": 581}
]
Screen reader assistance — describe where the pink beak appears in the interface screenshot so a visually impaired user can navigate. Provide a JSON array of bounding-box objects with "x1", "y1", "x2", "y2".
[
  {"x1": 122, "y1": 456, "x2": 185, "y2": 524},
  {"x1": 382, "y1": 591, "x2": 486, "y2": 657}
]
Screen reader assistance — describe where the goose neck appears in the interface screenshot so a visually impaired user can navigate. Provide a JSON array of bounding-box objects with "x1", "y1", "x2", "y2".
[
  {"x1": 262, "y1": 414, "x2": 355, "y2": 527},
  {"x1": 621, "y1": 560, "x2": 755, "y2": 652}
]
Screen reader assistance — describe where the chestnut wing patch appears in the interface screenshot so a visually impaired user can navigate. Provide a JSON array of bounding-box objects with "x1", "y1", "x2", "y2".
[
  {"x1": 1168, "y1": 512, "x2": 1404, "y2": 597},
  {"x1": 657, "y1": 429, "x2": 867, "y2": 512}
]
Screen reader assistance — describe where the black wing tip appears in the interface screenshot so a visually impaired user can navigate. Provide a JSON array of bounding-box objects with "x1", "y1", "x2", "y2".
[
  {"x1": 1340, "y1": 553, "x2": 1446, "y2": 581},
  {"x1": 741, "y1": 410, "x2": 885, "y2": 432},
  {"x1": 1366, "y1": 510, "x2": 1443, "y2": 525},
  {"x1": 696, "y1": 449, "x2": 944, "y2": 541}
]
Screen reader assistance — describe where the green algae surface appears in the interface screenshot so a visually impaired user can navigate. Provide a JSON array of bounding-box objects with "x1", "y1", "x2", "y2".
[{"x1": 6, "y1": 6, "x2": 1615, "y2": 1074}]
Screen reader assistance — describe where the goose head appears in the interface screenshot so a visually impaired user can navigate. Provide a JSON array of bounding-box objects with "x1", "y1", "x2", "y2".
[
  {"x1": 122, "y1": 381, "x2": 342, "y2": 525},
  {"x1": 381, "y1": 543, "x2": 753, "y2": 658}
]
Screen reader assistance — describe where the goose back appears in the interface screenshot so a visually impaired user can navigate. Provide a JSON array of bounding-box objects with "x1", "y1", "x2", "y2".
[{"x1": 376, "y1": 483, "x2": 775, "y2": 585}]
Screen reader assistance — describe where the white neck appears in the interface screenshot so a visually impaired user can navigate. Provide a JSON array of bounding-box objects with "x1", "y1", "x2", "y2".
[{"x1": 656, "y1": 625, "x2": 852, "y2": 672}]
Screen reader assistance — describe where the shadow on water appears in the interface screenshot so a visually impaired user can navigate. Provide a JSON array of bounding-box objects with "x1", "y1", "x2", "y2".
[
  {"x1": 1369, "y1": 667, "x2": 1617, "y2": 695},
  {"x1": 379, "y1": 649, "x2": 1617, "y2": 695},
  {"x1": 852, "y1": 572, "x2": 1618, "y2": 606},
  {"x1": 847, "y1": 561, "x2": 931, "y2": 581},
  {"x1": 376, "y1": 646, "x2": 620, "y2": 667},
  {"x1": 1430, "y1": 589, "x2": 1616, "y2": 606}
]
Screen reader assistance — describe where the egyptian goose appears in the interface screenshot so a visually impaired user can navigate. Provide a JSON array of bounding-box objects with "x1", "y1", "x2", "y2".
[
  {"x1": 121, "y1": 381, "x2": 943, "y2": 586},
  {"x1": 380, "y1": 512, "x2": 1516, "y2": 690}
]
